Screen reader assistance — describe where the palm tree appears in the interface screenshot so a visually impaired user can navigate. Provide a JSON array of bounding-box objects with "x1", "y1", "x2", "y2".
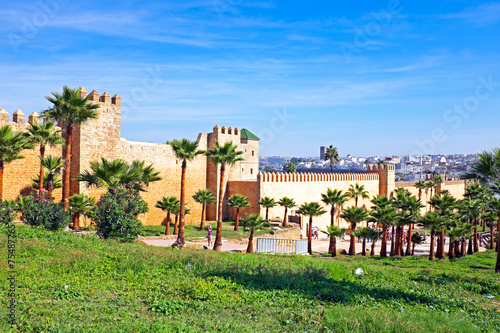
[
  {"x1": 353, "y1": 227, "x2": 377, "y2": 256},
  {"x1": 172, "y1": 201, "x2": 190, "y2": 236},
  {"x1": 227, "y1": 194, "x2": 251, "y2": 231},
  {"x1": 426, "y1": 180, "x2": 436, "y2": 200},
  {"x1": 414, "y1": 180, "x2": 426, "y2": 202},
  {"x1": 419, "y1": 212, "x2": 446, "y2": 261},
  {"x1": 43, "y1": 86, "x2": 100, "y2": 212},
  {"x1": 206, "y1": 140, "x2": 244, "y2": 251},
  {"x1": 458, "y1": 198, "x2": 482, "y2": 254},
  {"x1": 155, "y1": 196, "x2": 178, "y2": 235},
  {"x1": 32, "y1": 171, "x2": 62, "y2": 192},
  {"x1": 77, "y1": 158, "x2": 160, "y2": 192},
  {"x1": 405, "y1": 196, "x2": 423, "y2": 256},
  {"x1": 464, "y1": 149, "x2": 500, "y2": 185},
  {"x1": 0, "y1": 125, "x2": 33, "y2": 200},
  {"x1": 340, "y1": 206, "x2": 369, "y2": 255},
  {"x1": 69, "y1": 194, "x2": 95, "y2": 229},
  {"x1": 347, "y1": 183, "x2": 370, "y2": 207},
  {"x1": 241, "y1": 214, "x2": 268, "y2": 253},
  {"x1": 369, "y1": 205, "x2": 397, "y2": 257},
  {"x1": 490, "y1": 197, "x2": 500, "y2": 253},
  {"x1": 168, "y1": 139, "x2": 205, "y2": 247},
  {"x1": 324, "y1": 145, "x2": 340, "y2": 172},
  {"x1": 277, "y1": 197, "x2": 296, "y2": 227},
  {"x1": 429, "y1": 192, "x2": 457, "y2": 259},
  {"x1": 24, "y1": 120, "x2": 64, "y2": 191},
  {"x1": 40, "y1": 156, "x2": 64, "y2": 198},
  {"x1": 297, "y1": 202, "x2": 327, "y2": 255},
  {"x1": 411, "y1": 232, "x2": 424, "y2": 256},
  {"x1": 192, "y1": 189, "x2": 216, "y2": 230},
  {"x1": 483, "y1": 211, "x2": 497, "y2": 250},
  {"x1": 259, "y1": 196, "x2": 276, "y2": 222},
  {"x1": 433, "y1": 175, "x2": 444, "y2": 196},
  {"x1": 321, "y1": 225, "x2": 346, "y2": 257},
  {"x1": 321, "y1": 188, "x2": 348, "y2": 254}
]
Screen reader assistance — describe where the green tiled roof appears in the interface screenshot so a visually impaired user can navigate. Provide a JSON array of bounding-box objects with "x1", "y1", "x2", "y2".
[{"x1": 241, "y1": 128, "x2": 259, "y2": 141}]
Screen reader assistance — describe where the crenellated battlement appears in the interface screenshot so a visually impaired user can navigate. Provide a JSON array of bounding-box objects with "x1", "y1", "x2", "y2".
[
  {"x1": 258, "y1": 172, "x2": 379, "y2": 183},
  {"x1": 79, "y1": 87, "x2": 121, "y2": 107},
  {"x1": 212, "y1": 124, "x2": 240, "y2": 136},
  {"x1": 366, "y1": 163, "x2": 395, "y2": 172},
  {"x1": 0, "y1": 108, "x2": 47, "y2": 128}
]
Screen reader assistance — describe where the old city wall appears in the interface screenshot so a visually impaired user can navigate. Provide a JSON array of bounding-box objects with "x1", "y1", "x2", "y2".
[
  {"x1": 75, "y1": 89, "x2": 209, "y2": 225},
  {"x1": 255, "y1": 172, "x2": 380, "y2": 231},
  {"x1": 0, "y1": 109, "x2": 63, "y2": 201}
]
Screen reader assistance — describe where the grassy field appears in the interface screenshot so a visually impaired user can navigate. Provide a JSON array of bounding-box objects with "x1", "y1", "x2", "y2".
[
  {"x1": 1, "y1": 224, "x2": 500, "y2": 332},
  {"x1": 140, "y1": 221, "x2": 281, "y2": 240}
]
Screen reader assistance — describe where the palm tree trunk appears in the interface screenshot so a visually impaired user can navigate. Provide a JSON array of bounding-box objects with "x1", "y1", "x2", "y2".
[
  {"x1": 234, "y1": 208, "x2": 240, "y2": 231},
  {"x1": 349, "y1": 223, "x2": 356, "y2": 255},
  {"x1": 48, "y1": 174, "x2": 54, "y2": 198},
  {"x1": 265, "y1": 208, "x2": 269, "y2": 222},
  {"x1": 390, "y1": 226, "x2": 395, "y2": 256},
  {"x1": 380, "y1": 226, "x2": 388, "y2": 257},
  {"x1": 461, "y1": 239, "x2": 466, "y2": 257},
  {"x1": 370, "y1": 239, "x2": 375, "y2": 256},
  {"x1": 308, "y1": 216, "x2": 313, "y2": 255},
  {"x1": 328, "y1": 209, "x2": 335, "y2": 255},
  {"x1": 495, "y1": 229, "x2": 500, "y2": 272},
  {"x1": 490, "y1": 224, "x2": 495, "y2": 249},
  {"x1": 412, "y1": 243, "x2": 416, "y2": 256},
  {"x1": 247, "y1": 230, "x2": 254, "y2": 253},
  {"x1": 39, "y1": 146, "x2": 45, "y2": 192},
  {"x1": 454, "y1": 240, "x2": 460, "y2": 258},
  {"x1": 361, "y1": 238, "x2": 366, "y2": 256},
  {"x1": 283, "y1": 207, "x2": 288, "y2": 227},
  {"x1": 429, "y1": 231, "x2": 435, "y2": 261},
  {"x1": 199, "y1": 204, "x2": 206, "y2": 230},
  {"x1": 213, "y1": 166, "x2": 225, "y2": 252},
  {"x1": 174, "y1": 215, "x2": 178, "y2": 235},
  {"x1": 467, "y1": 235, "x2": 473, "y2": 255},
  {"x1": 448, "y1": 239, "x2": 455, "y2": 259},
  {"x1": 395, "y1": 226, "x2": 402, "y2": 256},
  {"x1": 473, "y1": 222, "x2": 479, "y2": 252},
  {"x1": 65, "y1": 124, "x2": 73, "y2": 214},
  {"x1": 405, "y1": 223, "x2": 413, "y2": 256},
  {"x1": 176, "y1": 161, "x2": 187, "y2": 246},
  {"x1": 0, "y1": 159, "x2": 4, "y2": 200},
  {"x1": 72, "y1": 213, "x2": 79, "y2": 231},
  {"x1": 438, "y1": 229, "x2": 445, "y2": 259},
  {"x1": 165, "y1": 212, "x2": 171, "y2": 235},
  {"x1": 497, "y1": 214, "x2": 500, "y2": 252}
]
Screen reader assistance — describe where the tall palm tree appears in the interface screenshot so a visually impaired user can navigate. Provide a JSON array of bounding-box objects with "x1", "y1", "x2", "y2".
[
  {"x1": 426, "y1": 180, "x2": 436, "y2": 200},
  {"x1": 192, "y1": 189, "x2": 216, "y2": 230},
  {"x1": 321, "y1": 188, "x2": 348, "y2": 255},
  {"x1": 482, "y1": 211, "x2": 497, "y2": 250},
  {"x1": 459, "y1": 198, "x2": 483, "y2": 254},
  {"x1": 259, "y1": 196, "x2": 276, "y2": 222},
  {"x1": 155, "y1": 196, "x2": 178, "y2": 235},
  {"x1": 433, "y1": 175, "x2": 444, "y2": 196},
  {"x1": 324, "y1": 145, "x2": 340, "y2": 172},
  {"x1": 277, "y1": 197, "x2": 296, "y2": 227},
  {"x1": 297, "y1": 202, "x2": 327, "y2": 255},
  {"x1": 43, "y1": 86, "x2": 100, "y2": 213},
  {"x1": 429, "y1": 192, "x2": 457, "y2": 259},
  {"x1": 369, "y1": 205, "x2": 397, "y2": 257},
  {"x1": 69, "y1": 194, "x2": 95, "y2": 229},
  {"x1": 414, "y1": 180, "x2": 426, "y2": 202},
  {"x1": 227, "y1": 194, "x2": 251, "y2": 231},
  {"x1": 0, "y1": 125, "x2": 33, "y2": 199},
  {"x1": 168, "y1": 139, "x2": 205, "y2": 247},
  {"x1": 405, "y1": 196, "x2": 423, "y2": 256},
  {"x1": 353, "y1": 227, "x2": 380, "y2": 256},
  {"x1": 24, "y1": 120, "x2": 64, "y2": 191},
  {"x1": 172, "y1": 202, "x2": 190, "y2": 236},
  {"x1": 321, "y1": 225, "x2": 346, "y2": 257},
  {"x1": 241, "y1": 214, "x2": 268, "y2": 253},
  {"x1": 347, "y1": 183, "x2": 369, "y2": 207},
  {"x1": 419, "y1": 212, "x2": 446, "y2": 261},
  {"x1": 206, "y1": 140, "x2": 244, "y2": 251},
  {"x1": 340, "y1": 206, "x2": 369, "y2": 255},
  {"x1": 40, "y1": 156, "x2": 64, "y2": 198}
]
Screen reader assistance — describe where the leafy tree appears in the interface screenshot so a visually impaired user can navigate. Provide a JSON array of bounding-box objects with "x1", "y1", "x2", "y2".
[
  {"x1": 241, "y1": 213, "x2": 269, "y2": 253},
  {"x1": 258, "y1": 196, "x2": 276, "y2": 222},
  {"x1": 192, "y1": 189, "x2": 215, "y2": 230},
  {"x1": 297, "y1": 202, "x2": 327, "y2": 255},
  {"x1": 227, "y1": 194, "x2": 251, "y2": 231},
  {"x1": 155, "y1": 196, "x2": 178, "y2": 235},
  {"x1": 324, "y1": 145, "x2": 340, "y2": 172},
  {"x1": 340, "y1": 206, "x2": 369, "y2": 255},
  {"x1": 321, "y1": 225, "x2": 346, "y2": 257},
  {"x1": 277, "y1": 197, "x2": 296, "y2": 227},
  {"x1": 69, "y1": 194, "x2": 95, "y2": 229},
  {"x1": 321, "y1": 188, "x2": 348, "y2": 255},
  {"x1": 24, "y1": 119, "x2": 63, "y2": 191},
  {"x1": 43, "y1": 86, "x2": 100, "y2": 212},
  {"x1": 206, "y1": 140, "x2": 244, "y2": 251},
  {"x1": 283, "y1": 162, "x2": 296, "y2": 173},
  {"x1": 0, "y1": 125, "x2": 33, "y2": 199},
  {"x1": 168, "y1": 138, "x2": 205, "y2": 247},
  {"x1": 347, "y1": 183, "x2": 369, "y2": 208},
  {"x1": 40, "y1": 156, "x2": 64, "y2": 197}
]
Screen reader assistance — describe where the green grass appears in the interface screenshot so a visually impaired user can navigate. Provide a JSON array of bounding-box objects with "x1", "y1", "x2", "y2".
[
  {"x1": 1, "y1": 224, "x2": 500, "y2": 332},
  {"x1": 141, "y1": 221, "x2": 279, "y2": 240}
]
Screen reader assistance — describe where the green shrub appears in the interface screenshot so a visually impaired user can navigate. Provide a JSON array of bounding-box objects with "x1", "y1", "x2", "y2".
[
  {"x1": 0, "y1": 200, "x2": 17, "y2": 225},
  {"x1": 22, "y1": 190, "x2": 70, "y2": 231},
  {"x1": 93, "y1": 188, "x2": 147, "y2": 242}
]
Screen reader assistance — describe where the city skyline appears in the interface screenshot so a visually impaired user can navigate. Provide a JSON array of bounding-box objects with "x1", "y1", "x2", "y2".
[{"x1": 1, "y1": 1, "x2": 499, "y2": 157}]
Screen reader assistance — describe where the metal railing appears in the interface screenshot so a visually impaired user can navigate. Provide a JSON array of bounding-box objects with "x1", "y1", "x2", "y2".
[{"x1": 256, "y1": 238, "x2": 308, "y2": 255}]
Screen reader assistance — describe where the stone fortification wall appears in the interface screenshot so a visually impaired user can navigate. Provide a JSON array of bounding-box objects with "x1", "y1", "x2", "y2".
[
  {"x1": 255, "y1": 172, "x2": 380, "y2": 232},
  {"x1": 0, "y1": 109, "x2": 62, "y2": 201}
]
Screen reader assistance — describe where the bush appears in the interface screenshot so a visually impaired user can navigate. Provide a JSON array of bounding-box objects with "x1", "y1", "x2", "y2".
[
  {"x1": 22, "y1": 190, "x2": 70, "y2": 231},
  {"x1": 93, "y1": 188, "x2": 148, "y2": 242},
  {"x1": 0, "y1": 200, "x2": 17, "y2": 225}
]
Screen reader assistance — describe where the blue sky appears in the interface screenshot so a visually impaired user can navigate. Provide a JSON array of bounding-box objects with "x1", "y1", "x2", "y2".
[{"x1": 1, "y1": 0, "x2": 499, "y2": 157}]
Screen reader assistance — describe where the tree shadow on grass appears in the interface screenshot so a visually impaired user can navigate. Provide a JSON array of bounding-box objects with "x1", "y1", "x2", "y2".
[{"x1": 202, "y1": 263, "x2": 438, "y2": 306}]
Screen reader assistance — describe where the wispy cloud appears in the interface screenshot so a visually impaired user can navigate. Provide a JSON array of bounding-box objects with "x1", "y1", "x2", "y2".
[{"x1": 441, "y1": 2, "x2": 500, "y2": 26}]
